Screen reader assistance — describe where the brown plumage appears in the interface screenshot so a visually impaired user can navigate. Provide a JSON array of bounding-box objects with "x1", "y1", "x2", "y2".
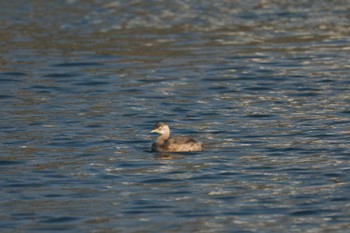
[{"x1": 150, "y1": 122, "x2": 203, "y2": 152}]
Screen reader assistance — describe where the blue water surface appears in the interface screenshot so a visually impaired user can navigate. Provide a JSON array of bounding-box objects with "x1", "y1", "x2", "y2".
[{"x1": 1, "y1": 1, "x2": 350, "y2": 232}]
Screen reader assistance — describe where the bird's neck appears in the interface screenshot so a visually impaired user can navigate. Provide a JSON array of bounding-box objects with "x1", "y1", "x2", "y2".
[{"x1": 157, "y1": 130, "x2": 170, "y2": 143}]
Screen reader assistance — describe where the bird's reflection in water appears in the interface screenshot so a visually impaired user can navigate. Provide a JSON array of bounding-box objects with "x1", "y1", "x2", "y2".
[{"x1": 155, "y1": 152, "x2": 184, "y2": 160}]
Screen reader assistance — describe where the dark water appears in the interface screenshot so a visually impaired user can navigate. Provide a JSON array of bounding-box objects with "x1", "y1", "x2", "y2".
[{"x1": 1, "y1": 1, "x2": 350, "y2": 232}]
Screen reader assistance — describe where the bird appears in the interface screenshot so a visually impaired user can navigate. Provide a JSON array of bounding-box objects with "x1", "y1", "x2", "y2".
[{"x1": 150, "y1": 122, "x2": 203, "y2": 152}]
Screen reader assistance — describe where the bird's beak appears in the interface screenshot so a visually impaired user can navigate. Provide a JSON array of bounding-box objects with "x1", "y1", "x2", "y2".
[{"x1": 150, "y1": 129, "x2": 156, "y2": 133}]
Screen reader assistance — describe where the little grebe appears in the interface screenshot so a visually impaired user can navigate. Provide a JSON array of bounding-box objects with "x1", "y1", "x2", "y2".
[{"x1": 150, "y1": 122, "x2": 203, "y2": 152}]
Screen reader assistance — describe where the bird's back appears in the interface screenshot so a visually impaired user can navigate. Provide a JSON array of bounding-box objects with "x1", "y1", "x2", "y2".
[{"x1": 164, "y1": 136, "x2": 202, "y2": 152}]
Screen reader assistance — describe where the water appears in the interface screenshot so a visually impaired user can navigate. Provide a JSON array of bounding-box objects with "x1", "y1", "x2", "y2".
[{"x1": 1, "y1": 0, "x2": 350, "y2": 232}]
